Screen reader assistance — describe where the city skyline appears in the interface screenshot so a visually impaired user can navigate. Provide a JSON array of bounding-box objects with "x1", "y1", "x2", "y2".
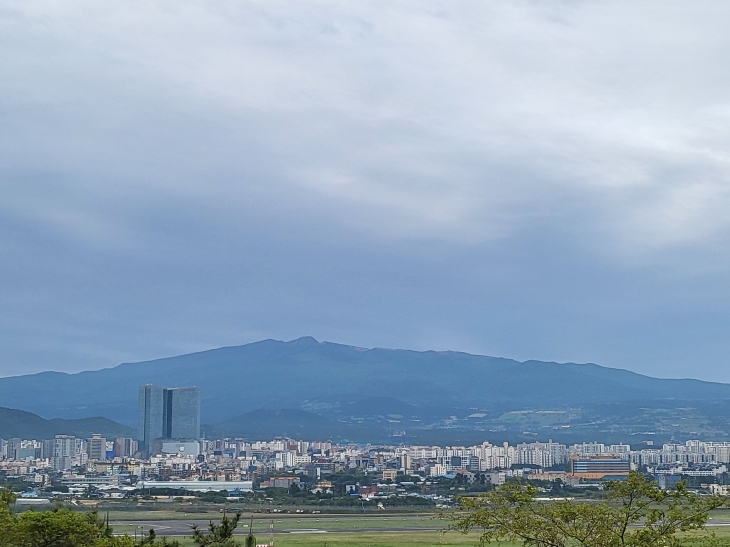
[{"x1": 4, "y1": 432, "x2": 730, "y2": 483}]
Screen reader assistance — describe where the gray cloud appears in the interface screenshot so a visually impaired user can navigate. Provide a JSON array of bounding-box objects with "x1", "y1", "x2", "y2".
[{"x1": 2, "y1": 1, "x2": 730, "y2": 380}]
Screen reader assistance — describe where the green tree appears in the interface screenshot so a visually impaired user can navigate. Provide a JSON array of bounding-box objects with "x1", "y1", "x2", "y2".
[
  {"x1": 0, "y1": 487, "x2": 15, "y2": 508},
  {"x1": 136, "y1": 528, "x2": 180, "y2": 547},
  {"x1": 452, "y1": 471, "x2": 728, "y2": 547},
  {"x1": 244, "y1": 519, "x2": 256, "y2": 547},
  {"x1": 12, "y1": 508, "x2": 101, "y2": 547},
  {"x1": 191, "y1": 511, "x2": 243, "y2": 547},
  {"x1": 0, "y1": 488, "x2": 17, "y2": 547},
  {"x1": 94, "y1": 538, "x2": 136, "y2": 547},
  {"x1": 0, "y1": 488, "x2": 185, "y2": 547}
]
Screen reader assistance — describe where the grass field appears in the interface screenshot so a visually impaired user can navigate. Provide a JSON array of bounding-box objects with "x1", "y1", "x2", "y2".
[
  {"x1": 107, "y1": 510, "x2": 474, "y2": 545},
  {"x1": 103, "y1": 506, "x2": 730, "y2": 546},
  {"x1": 270, "y1": 533, "x2": 480, "y2": 547},
  {"x1": 224, "y1": 531, "x2": 485, "y2": 546},
  {"x1": 127, "y1": 526, "x2": 730, "y2": 547},
  {"x1": 128, "y1": 531, "x2": 487, "y2": 547},
  {"x1": 105, "y1": 509, "x2": 436, "y2": 521},
  {"x1": 110, "y1": 513, "x2": 443, "y2": 536}
]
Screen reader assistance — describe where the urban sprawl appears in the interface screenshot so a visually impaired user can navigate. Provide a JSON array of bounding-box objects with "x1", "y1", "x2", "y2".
[{"x1": 3, "y1": 385, "x2": 730, "y2": 505}]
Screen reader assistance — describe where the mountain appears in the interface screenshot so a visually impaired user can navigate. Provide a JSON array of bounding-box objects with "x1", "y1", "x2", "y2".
[
  {"x1": 0, "y1": 407, "x2": 134, "y2": 440},
  {"x1": 213, "y1": 409, "x2": 367, "y2": 441},
  {"x1": 3, "y1": 337, "x2": 730, "y2": 443}
]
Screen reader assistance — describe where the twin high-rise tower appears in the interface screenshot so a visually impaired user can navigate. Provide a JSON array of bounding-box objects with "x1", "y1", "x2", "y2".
[{"x1": 138, "y1": 385, "x2": 200, "y2": 451}]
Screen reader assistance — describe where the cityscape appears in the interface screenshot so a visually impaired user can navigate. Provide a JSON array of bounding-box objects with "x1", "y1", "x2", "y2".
[
  {"x1": 3, "y1": 384, "x2": 730, "y2": 507},
  {"x1": 3, "y1": 1, "x2": 730, "y2": 546}
]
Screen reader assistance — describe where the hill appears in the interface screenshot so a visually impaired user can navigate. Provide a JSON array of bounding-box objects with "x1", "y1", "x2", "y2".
[
  {"x1": 0, "y1": 407, "x2": 134, "y2": 440},
  {"x1": 212, "y1": 409, "x2": 366, "y2": 441},
  {"x1": 3, "y1": 337, "x2": 730, "y2": 443}
]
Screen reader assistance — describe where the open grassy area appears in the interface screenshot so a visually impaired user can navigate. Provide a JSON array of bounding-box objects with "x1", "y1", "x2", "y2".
[
  {"x1": 143, "y1": 531, "x2": 487, "y2": 547},
  {"x1": 103, "y1": 505, "x2": 730, "y2": 546},
  {"x1": 104, "y1": 509, "x2": 435, "y2": 520},
  {"x1": 93, "y1": 505, "x2": 434, "y2": 520},
  {"x1": 105, "y1": 508, "x2": 226, "y2": 521},
  {"x1": 109, "y1": 513, "x2": 442, "y2": 536},
  {"x1": 243, "y1": 531, "x2": 483, "y2": 547},
  {"x1": 129, "y1": 514, "x2": 434, "y2": 525},
  {"x1": 112, "y1": 521, "x2": 730, "y2": 547}
]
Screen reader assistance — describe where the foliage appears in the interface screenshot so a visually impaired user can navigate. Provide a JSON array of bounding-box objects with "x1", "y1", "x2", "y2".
[
  {"x1": 191, "y1": 510, "x2": 244, "y2": 547},
  {"x1": 137, "y1": 529, "x2": 180, "y2": 547},
  {"x1": 0, "y1": 488, "x2": 16, "y2": 547},
  {"x1": 1, "y1": 473, "x2": 32, "y2": 492},
  {"x1": 244, "y1": 519, "x2": 256, "y2": 547},
  {"x1": 198, "y1": 492, "x2": 229, "y2": 504},
  {"x1": 452, "y1": 471, "x2": 729, "y2": 547},
  {"x1": 11, "y1": 508, "x2": 102, "y2": 547},
  {"x1": 0, "y1": 486, "x2": 16, "y2": 508},
  {"x1": 93, "y1": 538, "x2": 137, "y2": 547},
  {"x1": 0, "y1": 488, "x2": 181, "y2": 547}
]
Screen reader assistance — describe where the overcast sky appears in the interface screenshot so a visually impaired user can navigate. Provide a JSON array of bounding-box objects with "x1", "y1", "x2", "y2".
[{"x1": 2, "y1": 1, "x2": 730, "y2": 380}]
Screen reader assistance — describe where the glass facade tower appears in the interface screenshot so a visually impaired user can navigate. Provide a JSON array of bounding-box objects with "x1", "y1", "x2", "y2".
[
  {"x1": 164, "y1": 387, "x2": 201, "y2": 440},
  {"x1": 138, "y1": 385, "x2": 165, "y2": 451},
  {"x1": 138, "y1": 385, "x2": 200, "y2": 450}
]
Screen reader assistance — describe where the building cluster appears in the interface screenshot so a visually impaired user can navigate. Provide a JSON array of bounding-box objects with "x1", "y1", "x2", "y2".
[
  {"x1": 2, "y1": 435, "x2": 730, "y2": 498},
  {"x1": 1, "y1": 434, "x2": 138, "y2": 471},
  {"x1": 3, "y1": 385, "x2": 730, "y2": 498}
]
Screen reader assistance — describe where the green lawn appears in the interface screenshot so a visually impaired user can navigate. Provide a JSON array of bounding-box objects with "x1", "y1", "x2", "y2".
[
  {"x1": 102, "y1": 509, "x2": 223, "y2": 521},
  {"x1": 260, "y1": 531, "x2": 482, "y2": 547},
  {"x1": 111, "y1": 514, "x2": 442, "y2": 535},
  {"x1": 151, "y1": 531, "x2": 486, "y2": 547},
  {"x1": 120, "y1": 527, "x2": 730, "y2": 547},
  {"x1": 105, "y1": 506, "x2": 730, "y2": 546}
]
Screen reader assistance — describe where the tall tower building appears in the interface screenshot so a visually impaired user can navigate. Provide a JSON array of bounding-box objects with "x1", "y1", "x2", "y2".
[
  {"x1": 138, "y1": 385, "x2": 165, "y2": 451},
  {"x1": 138, "y1": 385, "x2": 201, "y2": 451},
  {"x1": 164, "y1": 387, "x2": 201, "y2": 440}
]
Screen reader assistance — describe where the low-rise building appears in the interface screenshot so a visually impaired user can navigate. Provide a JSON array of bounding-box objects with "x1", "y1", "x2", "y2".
[{"x1": 570, "y1": 456, "x2": 630, "y2": 479}]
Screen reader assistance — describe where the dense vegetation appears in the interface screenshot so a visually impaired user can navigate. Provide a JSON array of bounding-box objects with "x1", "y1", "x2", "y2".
[
  {"x1": 5, "y1": 472, "x2": 730, "y2": 546},
  {"x1": 0, "y1": 488, "x2": 257, "y2": 547},
  {"x1": 453, "y1": 471, "x2": 729, "y2": 547}
]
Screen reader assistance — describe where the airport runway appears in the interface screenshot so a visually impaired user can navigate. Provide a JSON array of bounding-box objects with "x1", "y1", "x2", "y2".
[
  {"x1": 111, "y1": 519, "x2": 442, "y2": 536},
  {"x1": 112, "y1": 518, "x2": 730, "y2": 537}
]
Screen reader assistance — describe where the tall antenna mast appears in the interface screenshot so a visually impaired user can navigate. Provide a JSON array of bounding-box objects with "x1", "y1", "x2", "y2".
[{"x1": 269, "y1": 519, "x2": 274, "y2": 546}]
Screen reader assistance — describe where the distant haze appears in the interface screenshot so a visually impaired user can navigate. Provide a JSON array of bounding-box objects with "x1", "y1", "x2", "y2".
[{"x1": 2, "y1": 2, "x2": 730, "y2": 380}]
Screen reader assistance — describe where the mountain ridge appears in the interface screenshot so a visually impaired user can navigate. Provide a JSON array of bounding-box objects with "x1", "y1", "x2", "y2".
[
  {"x1": 2, "y1": 337, "x2": 730, "y2": 436},
  {"x1": 3, "y1": 337, "x2": 720, "y2": 387},
  {"x1": 0, "y1": 407, "x2": 134, "y2": 440}
]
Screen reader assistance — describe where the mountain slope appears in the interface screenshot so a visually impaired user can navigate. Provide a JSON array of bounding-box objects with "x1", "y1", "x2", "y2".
[
  {"x1": 0, "y1": 407, "x2": 134, "y2": 439},
  {"x1": 214, "y1": 409, "x2": 372, "y2": 441},
  {"x1": 1, "y1": 337, "x2": 729, "y2": 424}
]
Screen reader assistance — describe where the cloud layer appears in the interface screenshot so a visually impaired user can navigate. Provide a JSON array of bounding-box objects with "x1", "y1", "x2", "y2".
[{"x1": 2, "y1": 1, "x2": 730, "y2": 380}]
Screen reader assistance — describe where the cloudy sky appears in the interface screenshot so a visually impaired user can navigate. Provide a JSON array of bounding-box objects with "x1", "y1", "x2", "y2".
[{"x1": 2, "y1": 1, "x2": 730, "y2": 380}]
